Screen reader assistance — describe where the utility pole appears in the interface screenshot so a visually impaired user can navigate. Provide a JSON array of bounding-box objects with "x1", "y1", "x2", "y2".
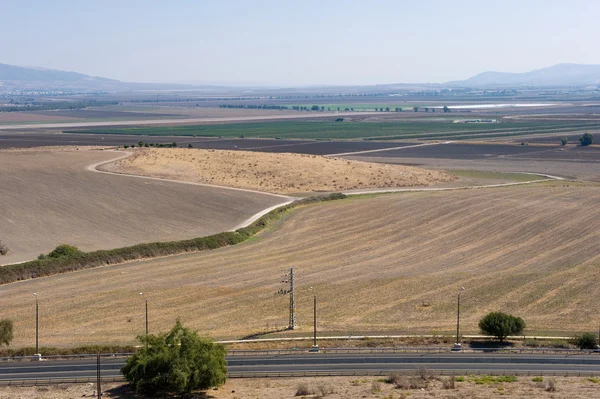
[
  {"x1": 310, "y1": 295, "x2": 319, "y2": 352},
  {"x1": 96, "y1": 353, "x2": 101, "y2": 399},
  {"x1": 34, "y1": 293, "x2": 39, "y2": 358},
  {"x1": 288, "y1": 267, "x2": 296, "y2": 330},
  {"x1": 453, "y1": 287, "x2": 465, "y2": 351}
]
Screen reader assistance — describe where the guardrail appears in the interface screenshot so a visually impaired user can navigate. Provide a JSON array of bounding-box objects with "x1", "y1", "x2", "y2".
[
  {"x1": 228, "y1": 347, "x2": 600, "y2": 356},
  {"x1": 0, "y1": 346, "x2": 597, "y2": 363},
  {"x1": 229, "y1": 369, "x2": 600, "y2": 378}
]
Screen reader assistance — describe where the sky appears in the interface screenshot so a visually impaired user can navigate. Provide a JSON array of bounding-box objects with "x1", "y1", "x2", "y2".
[{"x1": 1, "y1": 0, "x2": 599, "y2": 86}]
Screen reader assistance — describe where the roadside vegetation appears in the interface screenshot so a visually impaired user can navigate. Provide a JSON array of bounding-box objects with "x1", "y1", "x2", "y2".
[
  {"x1": 0, "y1": 193, "x2": 346, "y2": 285},
  {"x1": 479, "y1": 312, "x2": 526, "y2": 342},
  {"x1": 122, "y1": 320, "x2": 227, "y2": 396}
]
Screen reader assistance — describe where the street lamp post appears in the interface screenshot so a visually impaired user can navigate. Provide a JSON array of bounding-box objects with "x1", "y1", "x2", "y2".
[
  {"x1": 139, "y1": 293, "x2": 148, "y2": 343},
  {"x1": 454, "y1": 287, "x2": 465, "y2": 351},
  {"x1": 33, "y1": 293, "x2": 39, "y2": 358}
]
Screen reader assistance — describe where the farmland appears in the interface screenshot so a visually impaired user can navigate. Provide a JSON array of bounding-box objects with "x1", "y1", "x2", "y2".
[
  {"x1": 1, "y1": 182, "x2": 599, "y2": 346},
  {"x1": 0, "y1": 149, "x2": 285, "y2": 264},
  {"x1": 65, "y1": 120, "x2": 599, "y2": 141}
]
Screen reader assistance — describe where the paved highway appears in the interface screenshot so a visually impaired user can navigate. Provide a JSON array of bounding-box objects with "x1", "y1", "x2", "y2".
[{"x1": 1, "y1": 352, "x2": 600, "y2": 383}]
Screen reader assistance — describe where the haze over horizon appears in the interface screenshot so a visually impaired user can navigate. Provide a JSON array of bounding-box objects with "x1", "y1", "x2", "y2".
[{"x1": 1, "y1": 0, "x2": 599, "y2": 86}]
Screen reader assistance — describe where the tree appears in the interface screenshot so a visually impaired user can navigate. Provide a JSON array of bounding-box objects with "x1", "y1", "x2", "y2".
[
  {"x1": 574, "y1": 332, "x2": 598, "y2": 349},
  {"x1": 478, "y1": 312, "x2": 525, "y2": 342},
  {"x1": 311, "y1": 105, "x2": 320, "y2": 111},
  {"x1": 579, "y1": 133, "x2": 594, "y2": 146},
  {"x1": 443, "y1": 105, "x2": 450, "y2": 113},
  {"x1": 561, "y1": 137, "x2": 568, "y2": 146},
  {"x1": 0, "y1": 240, "x2": 8, "y2": 256},
  {"x1": 413, "y1": 106, "x2": 419, "y2": 112},
  {"x1": 46, "y1": 244, "x2": 82, "y2": 259},
  {"x1": 424, "y1": 107, "x2": 429, "y2": 112},
  {"x1": 0, "y1": 320, "x2": 13, "y2": 346},
  {"x1": 122, "y1": 320, "x2": 227, "y2": 395},
  {"x1": 172, "y1": 142, "x2": 178, "y2": 148}
]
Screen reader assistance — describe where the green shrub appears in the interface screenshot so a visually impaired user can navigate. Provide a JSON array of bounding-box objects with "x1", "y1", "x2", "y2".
[
  {"x1": 579, "y1": 132, "x2": 594, "y2": 146},
  {"x1": 122, "y1": 320, "x2": 227, "y2": 395},
  {"x1": 560, "y1": 137, "x2": 568, "y2": 146},
  {"x1": 47, "y1": 244, "x2": 82, "y2": 259},
  {"x1": 0, "y1": 241, "x2": 8, "y2": 256},
  {"x1": 532, "y1": 376, "x2": 544, "y2": 382},
  {"x1": 478, "y1": 312, "x2": 525, "y2": 342},
  {"x1": 573, "y1": 332, "x2": 598, "y2": 349}
]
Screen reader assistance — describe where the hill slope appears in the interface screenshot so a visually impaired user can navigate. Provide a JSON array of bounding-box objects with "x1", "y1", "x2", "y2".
[{"x1": 1, "y1": 183, "x2": 599, "y2": 346}]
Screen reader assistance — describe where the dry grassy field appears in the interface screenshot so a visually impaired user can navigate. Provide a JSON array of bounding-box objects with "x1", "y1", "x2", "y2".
[
  {"x1": 101, "y1": 148, "x2": 454, "y2": 194},
  {"x1": 0, "y1": 149, "x2": 285, "y2": 264},
  {"x1": 1, "y1": 182, "x2": 599, "y2": 346},
  {"x1": 2, "y1": 376, "x2": 599, "y2": 399}
]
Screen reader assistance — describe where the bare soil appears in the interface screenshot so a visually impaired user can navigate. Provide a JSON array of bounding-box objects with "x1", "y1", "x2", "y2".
[
  {"x1": 101, "y1": 148, "x2": 454, "y2": 194},
  {"x1": 1, "y1": 183, "x2": 599, "y2": 346},
  {"x1": 0, "y1": 149, "x2": 284, "y2": 264},
  {"x1": 2, "y1": 376, "x2": 599, "y2": 398}
]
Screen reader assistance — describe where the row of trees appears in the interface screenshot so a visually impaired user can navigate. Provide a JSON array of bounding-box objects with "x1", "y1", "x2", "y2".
[{"x1": 218, "y1": 104, "x2": 288, "y2": 110}]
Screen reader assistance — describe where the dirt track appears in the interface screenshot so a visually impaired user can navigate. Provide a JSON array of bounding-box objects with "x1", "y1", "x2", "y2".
[
  {"x1": 1, "y1": 182, "x2": 599, "y2": 346},
  {"x1": 0, "y1": 149, "x2": 284, "y2": 264}
]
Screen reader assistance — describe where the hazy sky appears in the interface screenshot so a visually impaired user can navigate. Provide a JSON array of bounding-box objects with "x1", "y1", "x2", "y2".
[{"x1": 1, "y1": 0, "x2": 599, "y2": 86}]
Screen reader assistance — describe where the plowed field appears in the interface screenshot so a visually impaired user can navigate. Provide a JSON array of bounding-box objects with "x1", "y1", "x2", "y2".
[
  {"x1": 1, "y1": 183, "x2": 599, "y2": 346},
  {"x1": 0, "y1": 149, "x2": 285, "y2": 264}
]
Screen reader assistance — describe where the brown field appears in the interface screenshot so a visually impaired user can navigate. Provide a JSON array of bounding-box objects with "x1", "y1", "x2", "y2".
[
  {"x1": 0, "y1": 112, "x2": 82, "y2": 124},
  {"x1": 101, "y1": 148, "x2": 454, "y2": 194},
  {"x1": 0, "y1": 149, "x2": 285, "y2": 264},
  {"x1": 2, "y1": 376, "x2": 600, "y2": 398},
  {"x1": 1, "y1": 182, "x2": 599, "y2": 347}
]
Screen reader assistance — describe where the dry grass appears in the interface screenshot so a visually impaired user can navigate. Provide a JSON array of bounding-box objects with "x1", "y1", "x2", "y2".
[
  {"x1": 3, "y1": 376, "x2": 599, "y2": 398},
  {"x1": 0, "y1": 149, "x2": 284, "y2": 264},
  {"x1": 0, "y1": 183, "x2": 599, "y2": 347},
  {"x1": 101, "y1": 148, "x2": 455, "y2": 194}
]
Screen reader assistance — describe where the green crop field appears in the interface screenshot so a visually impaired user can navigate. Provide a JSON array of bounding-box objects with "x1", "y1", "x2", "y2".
[{"x1": 65, "y1": 120, "x2": 597, "y2": 141}]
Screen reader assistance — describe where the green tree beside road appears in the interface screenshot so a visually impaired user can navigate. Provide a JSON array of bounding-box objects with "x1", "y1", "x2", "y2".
[
  {"x1": 479, "y1": 312, "x2": 525, "y2": 342},
  {"x1": 122, "y1": 320, "x2": 227, "y2": 396}
]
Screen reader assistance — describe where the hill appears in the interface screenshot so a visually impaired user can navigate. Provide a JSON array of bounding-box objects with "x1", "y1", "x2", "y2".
[
  {"x1": 1, "y1": 183, "x2": 599, "y2": 346},
  {"x1": 100, "y1": 148, "x2": 455, "y2": 194},
  {"x1": 450, "y1": 63, "x2": 600, "y2": 87},
  {"x1": 0, "y1": 63, "x2": 196, "y2": 92}
]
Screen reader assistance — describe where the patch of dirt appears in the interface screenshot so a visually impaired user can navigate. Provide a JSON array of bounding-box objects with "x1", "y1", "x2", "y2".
[
  {"x1": 100, "y1": 148, "x2": 455, "y2": 194},
  {"x1": 2, "y1": 376, "x2": 598, "y2": 398}
]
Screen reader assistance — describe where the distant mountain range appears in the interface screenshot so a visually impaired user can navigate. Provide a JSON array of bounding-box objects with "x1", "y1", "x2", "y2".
[
  {"x1": 0, "y1": 63, "x2": 196, "y2": 92},
  {"x1": 2, "y1": 62, "x2": 600, "y2": 93},
  {"x1": 448, "y1": 63, "x2": 600, "y2": 87}
]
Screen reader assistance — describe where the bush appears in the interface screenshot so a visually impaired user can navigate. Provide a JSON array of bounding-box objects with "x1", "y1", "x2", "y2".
[
  {"x1": 0, "y1": 241, "x2": 8, "y2": 256},
  {"x1": 560, "y1": 137, "x2": 568, "y2": 146},
  {"x1": 46, "y1": 244, "x2": 82, "y2": 259},
  {"x1": 478, "y1": 312, "x2": 525, "y2": 342},
  {"x1": 0, "y1": 320, "x2": 13, "y2": 346},
  {"x1": 122, "y1": 320, "x2": 227, "y2": 395},
  {"x1": 546, "y1": 379, "x2": 556, "y2": 391},
  {"x1": 442, "y1": 376, "x2": 455, "y2": 389},
  {"x1": 573, "y1": 332, "x2": 598, "y2": 349},
  {"x1": 295, "y1": 382, "x2": 312, "y2": 396},
  {"x1": 579, "y1": 132, "x2": 594, "y2": 146}
]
